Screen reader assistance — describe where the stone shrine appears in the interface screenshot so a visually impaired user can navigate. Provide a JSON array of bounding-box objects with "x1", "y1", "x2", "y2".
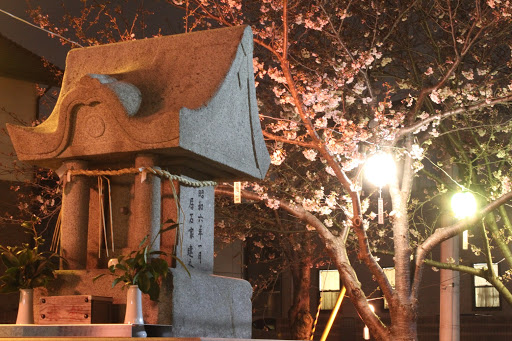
[{"x1": 7, "y1": 25, "x2": 270, "y2": 338}]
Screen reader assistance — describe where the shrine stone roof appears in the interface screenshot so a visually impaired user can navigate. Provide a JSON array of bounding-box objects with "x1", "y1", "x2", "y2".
[{"x1": 7, "y1": 25, "x2": 270, "y2": 181}]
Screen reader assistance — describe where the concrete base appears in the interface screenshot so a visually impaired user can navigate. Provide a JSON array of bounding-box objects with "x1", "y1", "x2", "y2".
[
  {"x1": 171, "y1": 267, "x2": 253, "y2": 338},
  {"x1": 35, "y1": 270, "x2": 172, "y2": 325},
  {"x1": 35, "y1": 268, "x2": 253, "y2": 338},
  {"x1": 0, "y1": 324, "x2": 138, "y2": 337},
  {"x1": 0, "y1": 325, "x2": 276, "y2": 341}
]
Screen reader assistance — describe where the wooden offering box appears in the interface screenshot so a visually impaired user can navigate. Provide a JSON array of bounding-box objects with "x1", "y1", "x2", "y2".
[{"x1": 38, "y1": 295, "x2": 113, "y2": 324}]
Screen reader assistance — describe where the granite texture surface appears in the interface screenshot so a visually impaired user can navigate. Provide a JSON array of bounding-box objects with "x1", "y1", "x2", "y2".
[{"x1": 171, "y1": 267, "x2": 252, "y2": 338}]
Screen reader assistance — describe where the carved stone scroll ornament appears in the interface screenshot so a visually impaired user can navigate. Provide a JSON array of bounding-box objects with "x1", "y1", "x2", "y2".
[{"x1": 6, "y1": 74, "x2": 141, "y2": 161}]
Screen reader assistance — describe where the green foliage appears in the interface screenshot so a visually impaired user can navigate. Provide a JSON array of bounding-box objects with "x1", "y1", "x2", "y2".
[
  {"x1": 94, "y1": 221, "x2": 188, "y2": 301},
  {"x1": 0, "y1": 217, "x2": 61, "y2": 293}
]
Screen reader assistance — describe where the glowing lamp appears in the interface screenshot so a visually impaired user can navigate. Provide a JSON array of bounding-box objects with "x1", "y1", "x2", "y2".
[
  {"x1": 451, "y1": 192, "x2": 477, "y2": 219},
  {"x1": 363, "y1": 304, "x2": 375, "y2": 340},
  {"x1": 365, "y1": 152, "x2": 396, "y2": 187}
]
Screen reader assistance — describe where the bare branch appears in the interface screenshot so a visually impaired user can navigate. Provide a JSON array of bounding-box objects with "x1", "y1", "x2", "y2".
[{"x1": 412, "y1": 190, "x2": 512, "y2": 300}]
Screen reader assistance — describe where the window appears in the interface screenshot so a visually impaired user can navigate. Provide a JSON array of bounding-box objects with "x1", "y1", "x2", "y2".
[
  {"x1": 319, "y1": 270, "x2": 340, "y2": 310},
  {"x1": 382, "y1": 267, "x2": 395, "y2": 309},
  {"x1": 473, "y1": 263, "x2": 500, "y2": 308}
]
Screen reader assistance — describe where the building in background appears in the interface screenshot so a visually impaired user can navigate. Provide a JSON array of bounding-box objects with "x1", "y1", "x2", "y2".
[{"x1": 0, "y1": 32, "x2": 60, "y2": 323}]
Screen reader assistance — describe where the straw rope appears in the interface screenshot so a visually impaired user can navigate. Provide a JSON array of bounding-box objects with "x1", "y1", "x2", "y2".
[{"x1": 67, "y1": 167, "x2": 217, "y2": 187}]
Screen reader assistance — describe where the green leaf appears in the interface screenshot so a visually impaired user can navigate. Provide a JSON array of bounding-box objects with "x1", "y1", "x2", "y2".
[
  {"x1": 138, "y1": 273, "x2": 150, "y2": 293},
  {"x1": 1, "y1": 253, "x2": 20, "y2": 268},
  {"x1": 4, "y1": 267, "x2": 20, "y2": 276},
  {"x1": 143, "y1": 246, "x2": 149, "y2": 264},
  {"x1": 162, "y1": 218, "x2": 176, "y2": 225},
  {"x1": 20, "y1": 222, "x2": 32, "y2": 229},
  {"x1": 132, "y1": 271, "x2": 141, "y2": 286},
  {"x1": 159, "y1": 223, "x2": 179, "y2": 234},
  {"x1": 148, "y1": 250, "x2": 167, "y2": 256},
  {"x1": 150, "y1": 258, "x2": 169, "y2": 277},
  {"x1": 138, "y1": 235, "x2": 149, "y2": 249},
  {"x1": 0, "y1": 283, "x2": 19, "y2": 294},
  {"x1": 93, "y1": 274, "x2": 106, "y2": 282},
  {"x1": 115, "y1": 263, "x2": 128, "y2": 271},
  {"x1": 31, "y1": 276, "x2": 48, "y2": 288},
  {"x1": 17, "y1": 249, "x2": 32, "y2": 266},
  {"x1": 112, "y1": 277, "x2": 124, "y2": 288},
  {"x1": 147, "y1": 281, "x2": 160, "y2": 301},
  {"x1": 173, "y1": 255, "x2": 191, "y2": 277}
]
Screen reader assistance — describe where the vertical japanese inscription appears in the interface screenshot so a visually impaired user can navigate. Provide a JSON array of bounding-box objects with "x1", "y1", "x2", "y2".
[{"x1": 178, "y1": 185, "x2": 214, "y2": 273}]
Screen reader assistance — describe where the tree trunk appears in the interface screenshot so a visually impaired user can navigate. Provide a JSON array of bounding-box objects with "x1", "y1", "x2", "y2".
[
  {"x1": 288, "y1": 257, "x2": 314, "y2": 340},
  {"x1": 389, "y1": 303, "x2": 417, "y2": 341}
]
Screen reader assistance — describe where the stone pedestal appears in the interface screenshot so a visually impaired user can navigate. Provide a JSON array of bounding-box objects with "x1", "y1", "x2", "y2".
[{"x1": 171, "y1": 267, "x2": 252, "y2": 338}]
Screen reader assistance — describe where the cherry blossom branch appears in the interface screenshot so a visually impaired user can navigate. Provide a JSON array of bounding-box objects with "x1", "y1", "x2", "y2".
[
  {"x1": 407, "y1": 8, "x2": 489, "y2": 123},
  {"x1": 409, "y1": 57, "x2": 461, "y2": 121},
  {"x1": 274, "y1": 57, "x2": 396, "y2": 314},
  {"x1": 319, "y1": 3, "x2": 374, "y2": 102},
  {"x1": 396, "y1": 94, "x2": 512, "y2": 140},
  {"x1": 282, "y1": 0, "x2": 288, "y2": 59},
  {"x1": 262, "y1": 130, "x2": 317, "y2": 148},
  {"x1": 447, "y1": 0, "x2": 460, "y2": 58},
  {"x1": 169, "y1": 1, "x2": 288, "y2": 68},
  {"x1": 381, "y1": 0, "x2": 421, "y2": 43},
  {"x1": 253, "y1": 37, "x2": 286, "y2": 64},
  {"x1": 214, "y1": 185, "x2": 390, "y2": 340},
  {"x1": 411, "y1": 190, "x2": 512, "y2": 303},
  {"x1": 275, "y1": 47, "x2": 394, "y2": 315},
  {"x1": 215, "y1": 185, "x2": 339, "y2": 250}
]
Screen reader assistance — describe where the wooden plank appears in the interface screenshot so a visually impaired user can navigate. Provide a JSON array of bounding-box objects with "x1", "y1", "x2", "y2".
[{"x1": 39, "y1": 295, "x2": 113, "y2": 324}]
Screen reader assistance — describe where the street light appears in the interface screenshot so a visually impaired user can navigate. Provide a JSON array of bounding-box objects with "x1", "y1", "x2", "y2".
[
  {"x1": 451, "y1": 191, "x2": 477, "y2": 250},
  {"x1": 451, "y1": 191, "x2": 477, "y2": 219},
  {"x1": 363, "y1": 304, "x2": 375, "y2": 340},
  {"x1": 365, "y1": 152, "x2": 396, "y2": 188},
  {"x1": 365, "y1": 151, "x2": 396, "y2": 224}
]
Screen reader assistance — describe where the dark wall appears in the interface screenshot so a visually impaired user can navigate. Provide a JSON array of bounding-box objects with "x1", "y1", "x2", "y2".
[{"x1": 0, "y1": 180, "x2": 32, "y2": 323}]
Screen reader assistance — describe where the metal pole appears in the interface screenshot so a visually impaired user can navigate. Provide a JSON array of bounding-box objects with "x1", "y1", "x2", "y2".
[
  {"x1": 439, "y1": 235, "x2": 460, "y2": 341},
  {"x1": 320, "y1": 286, "x2": 347, "y2": 341}
]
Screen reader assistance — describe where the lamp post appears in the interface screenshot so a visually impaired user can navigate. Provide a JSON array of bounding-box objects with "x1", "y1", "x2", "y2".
[{"x1": 440, "y1": 191, "x2": 476, "y2": 341}]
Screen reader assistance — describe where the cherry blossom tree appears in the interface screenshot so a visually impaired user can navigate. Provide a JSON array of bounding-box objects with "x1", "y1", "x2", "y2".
[
  {"x1": 165, "y1": 1, "x2": 512, "y2": 340},
  {"x1": 26, "y1": 0, "x2": 512, "y2": 340}
]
